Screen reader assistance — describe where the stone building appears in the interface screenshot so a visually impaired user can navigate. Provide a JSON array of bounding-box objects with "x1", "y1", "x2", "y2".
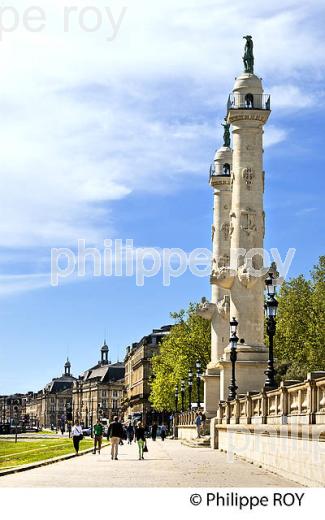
[
  {"x1": 25, "y1": 359, "x2": 76, "y2": 428},
  {"x1": 199, "y1": 37, "x2": 271, "y2": 416},
  {"x1": 73, "y1": 341, "x2": 125, "y2": 426},
  {"x1": 0, "y1": 393, "x2": 28, "y2": 427},
  {"x1": 123, "y1": 325, "x2": 172, "y2": 423}
]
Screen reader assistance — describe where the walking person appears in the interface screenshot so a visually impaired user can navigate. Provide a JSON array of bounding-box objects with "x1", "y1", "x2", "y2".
[
  {"x1": 151, "y1": 422, "x2": 158, "y2": 441},
  {"x1": 160, "y1": 424, "x2": 166, "y2": 441},
  {"x1": 135, "y1": 421, "x2": 146, "y2": 460},
  {"x1": 195, "y1": 412, "x2": 202, "y2": 438},
  {"x1": 201, "y1": 411, "x2": 207, "y2": 435},
  {"x1": 71, "y1": 419, "x2": 83, "y2": 455},
  {"x1": 126, "y1": 422, "x2": 134, "y2": 444},
  {"x1": 93, "y1": 419, "x2": 103, "y2": 454},
  {"x1": 107, "y1": 416, "x2": 123, "y2": 460}
]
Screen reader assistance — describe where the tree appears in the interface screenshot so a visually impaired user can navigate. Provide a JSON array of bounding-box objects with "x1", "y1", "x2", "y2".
[
  {"x1": 275, "y1": 256, "x2": 325, "y2": 380},
  {"x1": 150, "y1": 302, "x2": 210, "y2": 411}
]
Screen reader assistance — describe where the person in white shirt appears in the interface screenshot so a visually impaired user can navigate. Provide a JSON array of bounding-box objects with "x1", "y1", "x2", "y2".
[{"x1": 71, "y1": 420, "x2": 83, "y2": 454}]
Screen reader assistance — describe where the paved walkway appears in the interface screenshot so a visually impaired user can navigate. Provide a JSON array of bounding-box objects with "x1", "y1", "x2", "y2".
[{"x1": 0, "y1": 439, "x2": 300, "y2": 487}]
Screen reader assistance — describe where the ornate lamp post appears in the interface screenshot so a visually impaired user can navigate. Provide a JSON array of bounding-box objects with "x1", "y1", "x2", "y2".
[
  {"x1": 188, "y1": 369, "x2": 193, "y2": 411},
  {"x1": 228, "y1": 317, "x2": 239, "y2": 401},
  {"x1": 174, "y1": 384, "x2": 179, "y2": 413},
  {"x1": 196, "y1": 360, "x2": 201, "y2": 409},
  {"x1": 264, "y1": 272, "x2": 278, "y2": 390},
  {"x1": 180, "y1": 380, "x2": 185, "y2": 412}
]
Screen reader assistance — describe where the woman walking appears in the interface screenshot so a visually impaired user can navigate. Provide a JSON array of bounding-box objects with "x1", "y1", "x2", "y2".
[
  {"x1": 71, "y1": 420, "x2": 83, "y2": 455},
  {"x1": 135, "y1": 421, "x2": 146, "y2": 460}
]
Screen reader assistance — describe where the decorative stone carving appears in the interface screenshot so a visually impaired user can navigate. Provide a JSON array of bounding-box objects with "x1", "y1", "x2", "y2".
[
  {"x1": 229, "y1": 212, "x2": 236, "y2": 236},
  {"x1": 218, "y1": 254, "x2": 230, "y2": 268},
  {"x1": 216, "y1": 295, "x2": 230, "y2": 319},
  {"x1": 242, "y1": 167, "x2": 255, "y2": 189},
  {"x1": 196, "y1": 300, "x2": 217, "y2": 321},
  {"x1": 237, "y1": 262, "x2": 260, "y2": 288},
  {"x1": 211, "y1": 224, "x2": 215, "y2": 241},
  {"x1": 210, "y1": 266, "x2": 235, "y2": 289},
  {"x1": 240, "y1": 207, "x2": 257, "y2": 235},
  {"x1": 221, "y1": 222, "x2": 230, "y2": 241}
]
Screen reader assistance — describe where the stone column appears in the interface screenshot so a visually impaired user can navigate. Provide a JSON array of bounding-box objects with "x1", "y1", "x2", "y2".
[
  {"x1": 216, "y1": 73, "x2": 270, "y2": 400},
  {"x1": 200, "y1": 146, "x2": 232, "y2": 418}
]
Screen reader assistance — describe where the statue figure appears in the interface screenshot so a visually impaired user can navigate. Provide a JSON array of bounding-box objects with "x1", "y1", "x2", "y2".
[
  {"x1": 221, "y1": 119, "x2": 231, "y2": 147},
  {"x1": 243, "y1": 35, "x2": 254, "y2": 74}
]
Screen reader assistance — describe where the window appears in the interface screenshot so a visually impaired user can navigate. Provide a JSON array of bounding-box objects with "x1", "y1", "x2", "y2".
[
  {"x1": 245, "y1": 93, "x2": 254, "y2": 108},
  {"x1": 102, "y1": 390, "x2": 107, "y2": 397},
  {"x1": 102, "y1": 400, "x2": 107, "y2": 409},
  {"x1": 223, "y1": 163, "x2": 230, "y2": 176},
  {"x1": 112, "y1": 390, "x2": 118, "y2": 398}
]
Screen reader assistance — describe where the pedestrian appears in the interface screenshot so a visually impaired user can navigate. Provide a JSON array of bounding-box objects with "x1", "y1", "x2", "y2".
[
  {"x1": 160, "y1": 424, "x2": 166, "y2": 441},
  {"x1": 195, "y1": 412, "x2": 201, "y2": 438},
  {"x1": 107, "y1": 416, "x2": 123, "y2": 460},
  {"x1": 135, "y1": 421, "x2": 146, "y2": 460},
  {"x1": 93, "y1": 419, "x2": 103, "y2": 454},
  {"x1": 71, "y1": 419, "x2": 83, "y2": 455},
  {"x1": 126, "y1": 422, "x2": 134, "y2": 444},
  {"x1": 151, "y1": 422, "x2": 158, "y2": 441},
  {"x1": 201, "y1": 411, "x2": 206, "y2": 435}
]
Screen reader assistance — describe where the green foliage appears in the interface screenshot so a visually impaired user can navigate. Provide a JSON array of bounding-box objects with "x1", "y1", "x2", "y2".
[
  {"x1": 150, "y1": 302, "x2": 210, "y2": 411},
  {"x1": 275, "y1": 256, "x2": 325, "y2": 380}
]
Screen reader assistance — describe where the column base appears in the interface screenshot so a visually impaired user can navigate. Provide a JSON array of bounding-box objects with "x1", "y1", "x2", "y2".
[
  {"x1": 217, "y1": 345, "x2": 268, "y2": 401},
  {"x1": 203, "y1": 364, "x2": 221, "y2": 418}
]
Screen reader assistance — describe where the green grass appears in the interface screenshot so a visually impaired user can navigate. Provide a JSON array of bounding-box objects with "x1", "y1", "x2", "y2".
[{"x1": 0, "y1": 437, "x2": 99, "y2": 470}]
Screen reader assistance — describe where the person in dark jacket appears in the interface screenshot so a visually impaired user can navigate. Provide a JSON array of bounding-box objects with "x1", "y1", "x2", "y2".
[
  {"x1": 107, "y1": 416, "x2": 123, "y2": 460},
  {"x1": 135, "y1": 421, "x2": 146, "y2": 460},
  {"x1": 151, "y1": 422, "x2": 158, "y2": 441},
  {"x1": 126, "y1": 422, "x2": 134, "y2": 444},
  {"x1": 160, "y1": 424, "x2": 166, "y2": 441}
]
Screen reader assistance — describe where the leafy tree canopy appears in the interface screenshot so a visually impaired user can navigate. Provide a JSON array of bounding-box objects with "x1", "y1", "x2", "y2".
[
  {"x1": 150, "y1": 302, "x2": 210, "y2": 411},
  {"x1": 275, "y1": 256, "x2": 325, "y2": 380}
]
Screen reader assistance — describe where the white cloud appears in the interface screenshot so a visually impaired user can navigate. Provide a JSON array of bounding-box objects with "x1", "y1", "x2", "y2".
[
  {"x1": 0, "y1": 0, "x2": 323, "y2": 257},
  {"x1": 264, "y1": 125, "x2": 288, "y2": 147}
]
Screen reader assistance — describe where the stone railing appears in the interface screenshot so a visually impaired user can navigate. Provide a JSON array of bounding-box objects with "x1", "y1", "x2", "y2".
[
  {"x1": 176, "y1": 411, "x2": 197, "y2": 426},
  {"x1": 176, "y1": 411, "x2": 210, "y2": 436},
  {"x1": 217, "y1": 373, "x2": 325, "y2": 425}
]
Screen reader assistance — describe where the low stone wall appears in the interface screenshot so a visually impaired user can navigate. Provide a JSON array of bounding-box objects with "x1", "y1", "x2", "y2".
[
  {"x1": 177, "y1": 425, "x2": 197, "y2": 441},
  {"x1": 212, "y1": 422, "x2": 325, "y2": 487}
]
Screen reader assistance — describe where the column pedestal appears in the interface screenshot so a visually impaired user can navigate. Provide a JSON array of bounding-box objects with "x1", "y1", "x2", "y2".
[
  {"x1": 203, "y1": 364, "x2": 221, "y2": 418},
  {"x1": 217, "y1": 345, "x2": 268, "y2": 400}
]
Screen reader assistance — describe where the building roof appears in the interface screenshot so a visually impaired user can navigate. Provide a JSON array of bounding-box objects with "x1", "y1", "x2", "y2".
[
  {"x1": 125, "y1": 325, "x2": 173, "y2": 359},
  {"x1": 44, "y1": 374, "x2": 76, "y2": 394},
  {"x1": 82, "y1": 361, "x2": 125, "y2": 383}
]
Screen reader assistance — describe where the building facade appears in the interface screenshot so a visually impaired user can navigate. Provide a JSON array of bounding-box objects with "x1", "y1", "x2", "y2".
[
  {"x1": 73, "y1": 341, "x2": 125, "y2": 426},
  {"x1": 123, "y1": 325, "x2": 172, "y2": 423}
]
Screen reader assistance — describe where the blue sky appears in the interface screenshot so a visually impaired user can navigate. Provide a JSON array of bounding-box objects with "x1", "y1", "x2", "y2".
[{"x1": 0, "y1": 0, "x2": 324, "y2": 394}]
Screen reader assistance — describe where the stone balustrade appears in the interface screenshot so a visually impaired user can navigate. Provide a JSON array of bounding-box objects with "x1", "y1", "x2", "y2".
[
  {"x1": 176, "y1": 411, "x2": 197, "y2": 426},
  {"x1": 216, "y1": 373, "x2": 325, "y2": 426}
]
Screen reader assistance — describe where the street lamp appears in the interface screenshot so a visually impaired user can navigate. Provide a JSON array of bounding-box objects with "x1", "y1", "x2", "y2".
[
  {"x1": 228, "y1": 317, "x2": 239, "y2": 401},
  {"x1": 174, "y1": 384, "x2": 179, "y2": 413},
  {"x1": 264, "y1": 272, "x2": 278, "y2": 389},
  {"x1": 180, "y1": 380, "x2": 185, "y2": 412},
  {"x1": 196, "y1": 360, "x2": 201, "y2": 409},
  {"x1": 188, "y1": 369, "x2": 193, "y2": 411}
]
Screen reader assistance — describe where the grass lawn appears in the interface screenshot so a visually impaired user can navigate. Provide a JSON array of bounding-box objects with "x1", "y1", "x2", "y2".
[{"x1": 0, "y1": 437, "x2": 101, "y2": 471}]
